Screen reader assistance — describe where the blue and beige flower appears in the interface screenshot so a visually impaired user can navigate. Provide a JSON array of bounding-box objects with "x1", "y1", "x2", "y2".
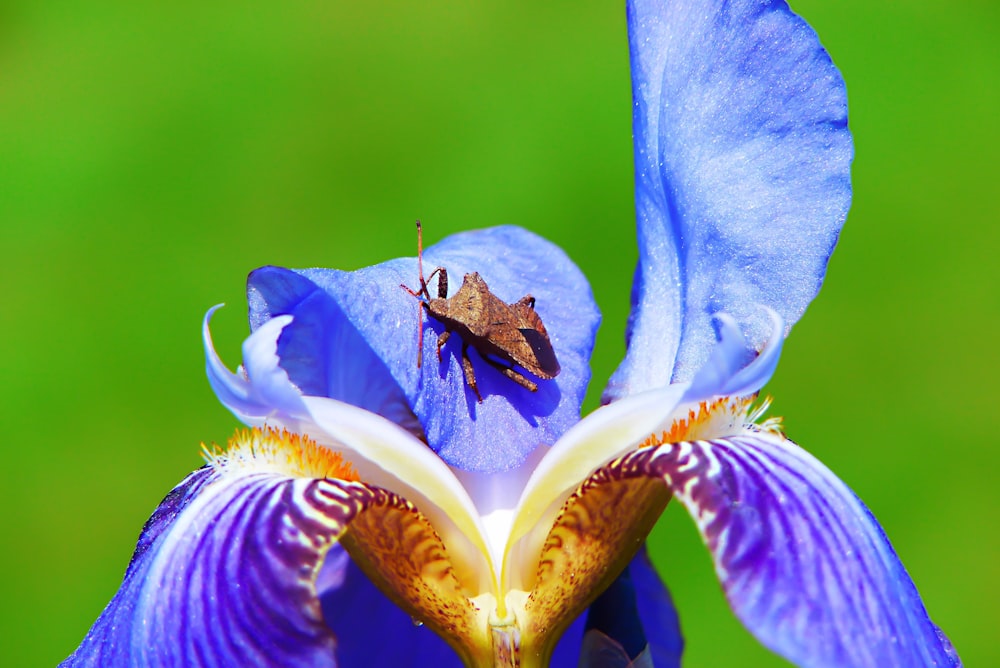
[{"x1": 64, "y1": 0, "x2": 959, "y2": 666}]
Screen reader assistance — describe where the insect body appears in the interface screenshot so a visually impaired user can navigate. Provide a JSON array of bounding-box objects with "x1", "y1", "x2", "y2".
[{"x1": 401, "y1": 221, "x2": 560, "y2": 403}]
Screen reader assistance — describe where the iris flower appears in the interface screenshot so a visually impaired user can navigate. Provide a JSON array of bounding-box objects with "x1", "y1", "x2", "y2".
[{"x1": 65, "y1": 0, "x2": 959, "y2": 666}]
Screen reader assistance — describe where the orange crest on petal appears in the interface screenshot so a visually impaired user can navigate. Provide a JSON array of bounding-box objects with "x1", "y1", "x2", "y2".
[
  {"x1": 202, "y1": 426, "x2": 359, "y2": 481},
  {"x1": 640, "y1": 394, "x2": 783, "y2": 448}
]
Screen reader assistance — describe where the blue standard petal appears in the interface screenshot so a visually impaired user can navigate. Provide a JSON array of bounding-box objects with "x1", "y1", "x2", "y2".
[
  {"x1": 608, "y1": 0, "x2": 853, "y2": 399},
  {"x1": 248, "y1": 226, "x2": 600, "y2": 473}
]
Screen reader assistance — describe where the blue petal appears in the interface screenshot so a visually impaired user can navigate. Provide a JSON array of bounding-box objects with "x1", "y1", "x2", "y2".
[
  {"x1": 245, "y1": 269, "x2": 418, "y2": 432},
  {"x1": 580, "y1": 549, "x2": 683, "y2": 668},
  {"x1": 248, "y1": 226, "x2": 600, "y2": 473},
  {"x1": 204, "y1": 308, "x2": 310, "y2": 421},
  {"x1": 649, "y1": 435, "x2": 960, "y2": 667},
  {"x1": 630, "y1": 548, "x2": 683, "y2": 668},
  {"x1": 548, "y1": 613, "x2": 585, "y2": 667},
  {"x1": 318, "y1": 549, "x2": 463, "y2": 667},
  {"x1": 682, "y1": 309, "x2": 784, "y2": 402},
  {"x1": 62, "y1": 467, "x2": 375, "y2": 667},
  {"x1": 607, "y1": 0, "x2": 852, "y2": 399}
]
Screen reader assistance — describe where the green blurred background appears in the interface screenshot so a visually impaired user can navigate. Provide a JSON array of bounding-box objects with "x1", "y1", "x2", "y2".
[{"x1": 1, "y1": 1, "x2": 995, "y2": 665}]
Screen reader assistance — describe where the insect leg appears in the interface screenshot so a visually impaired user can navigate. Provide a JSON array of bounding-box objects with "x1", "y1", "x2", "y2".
[
  {"x1": 399, "y1": 285, "x2": 428, "y2": 368},
  {"x1": 436, "y1": 330, "x2": 451, "y2": 362},
  {"x1": 417, "y1": 302, "x2": 424, "y2": 368},
  {"x1": 426, "y1": 266, "x2": 448, "y2": 298},
  {"x1": 460, "y1": 341, "x2": 483, "y2": 403},
  {"x1": 482, "y1": 357, "x2": 539, "y2": 393}
]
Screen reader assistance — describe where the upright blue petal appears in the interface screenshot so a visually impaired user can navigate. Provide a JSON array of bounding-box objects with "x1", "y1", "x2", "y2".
[
  {"x1": 646, "y1": 435, "x2": 960, "y2": 667},
  {"x1": 248, "y1": 226, "x2": 600, "y2": 473},
  {"x1": 607, "y1": 0, "x2": 852, "y2": 399}
]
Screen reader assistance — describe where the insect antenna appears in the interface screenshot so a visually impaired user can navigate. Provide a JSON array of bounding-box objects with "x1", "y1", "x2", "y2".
[{"x1": 399, "y1": 220, "x2": 430, "y2": 368}]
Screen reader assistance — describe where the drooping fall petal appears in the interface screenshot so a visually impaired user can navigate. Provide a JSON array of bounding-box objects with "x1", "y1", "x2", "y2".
[
  {"x1": 642, "y1": 434, "x2": 960, "y2": 667},
  {"x1": 63, "y1": 437, "x2": 367, "y2": 667},
  {"x1": 62, "y1": 428, "x2": 500, "y2": 667}
]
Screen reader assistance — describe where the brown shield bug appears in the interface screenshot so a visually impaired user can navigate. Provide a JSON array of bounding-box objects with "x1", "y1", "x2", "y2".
[{"x1": 400, "y1": 221, "x2": 560, "y2": 403}]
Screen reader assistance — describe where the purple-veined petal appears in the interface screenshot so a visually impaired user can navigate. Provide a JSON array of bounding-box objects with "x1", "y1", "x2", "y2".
[
  {"x1": 63, "y1": 424, "x2": 501, "y2": 667},
  {"x1": 644, "y1": 434, "x2": 960, "y2": 667},
  {"x1": 248, "y1": 225, "x2": 600, "y2": 473},
  {"x1": 318, "y1": 548, "x2": 464, "y2": 666},
  {"x1": 607, "y1": 0, "x2": 852, "y2": 400},
  {"x1": 63, "y1": 466, "x2": 367, "y2": 667}
]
